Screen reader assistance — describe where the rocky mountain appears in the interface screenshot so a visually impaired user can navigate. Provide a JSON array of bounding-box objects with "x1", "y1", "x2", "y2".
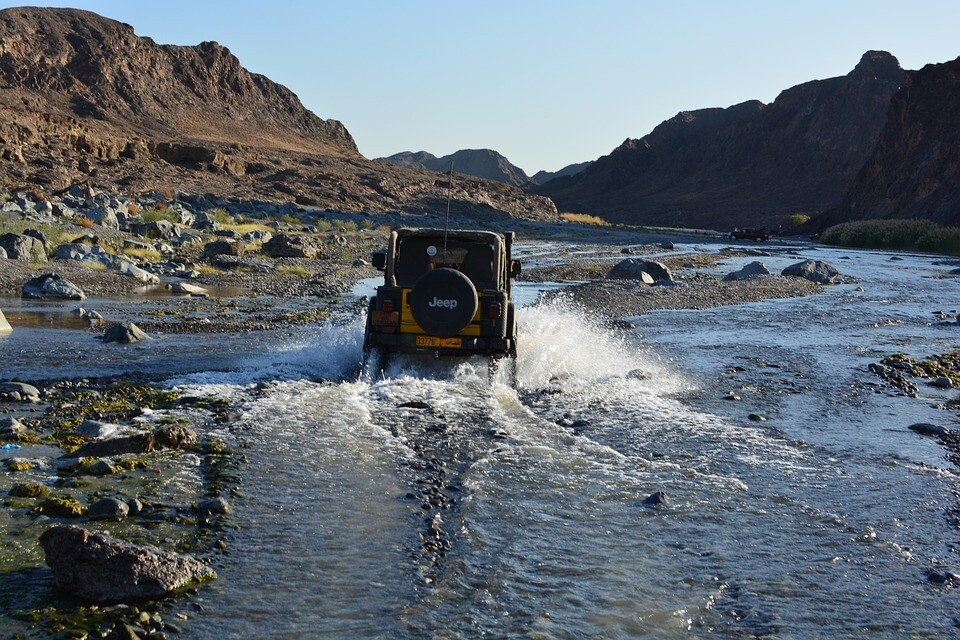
[
  {"x1": 535, "y1": 51, "x2": 905, "y2": 230},
  {"x1": 531, "y1": 161, "x2": 593, "y2": 185},
  {"x1": 378, "y1": 148, "x2": 532, "y2": 187},
  {"x1": 0, "y1": 8, "x2": 556, "y2": 220},
  {"x1": 815, "y1": 56, "x2": 960, "y2": 228}
]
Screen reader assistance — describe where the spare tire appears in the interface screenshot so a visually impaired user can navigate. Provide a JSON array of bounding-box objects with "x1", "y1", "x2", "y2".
[{"x1": 409, "y1": 268, "x2": 478, "y2": 337}]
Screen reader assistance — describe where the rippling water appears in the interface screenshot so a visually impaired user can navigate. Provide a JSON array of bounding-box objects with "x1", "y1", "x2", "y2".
[{"x1": 4, "y1": 244, "x2": 960, "y2": 638}]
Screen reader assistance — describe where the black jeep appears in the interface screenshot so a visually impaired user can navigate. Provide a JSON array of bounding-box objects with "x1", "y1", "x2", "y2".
[{"x1": 363, "y1": 228, "x2": 520, "y2": 363}]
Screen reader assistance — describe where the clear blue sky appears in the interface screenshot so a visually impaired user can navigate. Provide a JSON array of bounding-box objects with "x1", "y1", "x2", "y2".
[{"x1": 3, "y1": 1, "x2": 959, "y2": 173}]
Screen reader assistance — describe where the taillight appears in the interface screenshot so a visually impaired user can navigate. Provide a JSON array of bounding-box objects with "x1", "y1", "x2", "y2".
[
  {"x1": 487, "y1": 302, "x2": 502, "y2": 319},
  {"x1": 381, "y1": 299, "x2": 395, "y2": 312}
]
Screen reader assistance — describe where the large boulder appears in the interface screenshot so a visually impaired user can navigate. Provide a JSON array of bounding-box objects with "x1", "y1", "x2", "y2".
[
  {"x1": 200, "y1": 239, "x2": 244, "y2": 260},
  {"x1": 0, "y1": 308, "x2": 10, "y2": 335},
  {"x1": 608, "y1": 258, "x2": 672, "y2": 282},
  {"x1": 130, "y1": 220, "x2": 179, "y2": 240},
  {"x1": 781, "y1": 259, "x2": 841, "y2": 284},
  {"x1": 67, "y1": 424, "x2": 196, "y2": 458},
  {"x1": 84, "y1": 206, "x2": 120, "y2": 229},
  {"x1": 0, "y1": 246, "x2": 6, "y2": 259},
  {"x1": 103, "y1": 322, "x2": 150, "y2": 344},
  {"x1": 39, "y1": 525, "x2": 216, "y2": 603},
  {"x1": 723, "y1": 261, "x2": 772, "y2": 281},
  {"x1": 263, "y1": 233, "x2": 317, "y2": 258},
  {"x1": 53, "y1": 242, "x2": 114, "y2": 266},
  {"x1": 117, "y1": 260, "x2": 160, "y2": 283},
  {"x1": 0, "y1": 233, "x2": 47, "y2": 262},
  {"x1": 22, "y1": 273, "x2": 86, "y2": 300}
]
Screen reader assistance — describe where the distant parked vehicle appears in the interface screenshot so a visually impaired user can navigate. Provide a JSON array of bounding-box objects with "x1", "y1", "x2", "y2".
[{"x1": 729, "y1": 228, "x2": 770, "y2": 242}]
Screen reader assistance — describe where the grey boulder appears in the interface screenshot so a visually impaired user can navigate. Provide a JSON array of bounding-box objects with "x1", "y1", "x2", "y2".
[
  {"x1": 87, "y1": 498, "x2": 130, "y2": 520},
  {"x1": 22, "y1": 273, "x2": 86, "y2": 300},
  {"x1": 262, "y1": 233, "x2": 317, "y2": 258},
  {"x1": 103, "y1": 322, "x2": 150, "y2": 344},
  {"x1": 781, "y1": 259, "x2": 841, "y2": 284},
  {"x1": 608, "y1": 258, "x2": 673, "y2": 282},
  {"x1": 0, "y1": 233, "x2": 47, "y2": 262},
  {"x1": 39, "y1": 525, "x2": 215, "y2": 602},
  {"x1": 723, "y1": 261, "x2": 772, "y2": 281},
  {"x1": 0, "y1": 382, "x2": 40, "y2": 401}
]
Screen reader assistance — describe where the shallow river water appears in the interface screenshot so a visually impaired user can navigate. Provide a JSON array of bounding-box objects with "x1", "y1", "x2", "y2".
[{"x1": 3, "y1": 242, "x2": 960, "y2": 638}]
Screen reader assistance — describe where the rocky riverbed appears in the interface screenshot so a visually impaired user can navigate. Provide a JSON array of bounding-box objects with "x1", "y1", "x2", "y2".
[{"x1": 6, "y1": 186, "x2": 957, "y2": 638}]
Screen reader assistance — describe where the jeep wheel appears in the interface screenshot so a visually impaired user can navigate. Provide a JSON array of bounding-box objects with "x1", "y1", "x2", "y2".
[{"x1": 409, "y1": 268, "x2": 478, "y2": 337}]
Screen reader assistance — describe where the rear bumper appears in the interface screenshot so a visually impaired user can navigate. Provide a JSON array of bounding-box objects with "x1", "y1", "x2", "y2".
[{"x1": 365, "y1": 331, "x2": 515, "y2": 356}]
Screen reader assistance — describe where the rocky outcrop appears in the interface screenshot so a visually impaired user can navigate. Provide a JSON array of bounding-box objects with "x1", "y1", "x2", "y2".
[
  {"x1": 816, "y1": 56, "x2": 960, "y2": 228},
  {"x1": 535, "y1": 51, "x2": 904, "y2": 230},
  {"x1": 0, "y1": 8, "x2": 557, "y2": 222},
  {"x1": 39, "y1": 525, "x2": 215, "y2": 602},
  {"x1": 378, "y1": 148, "x2": 533, "y2": 187}
]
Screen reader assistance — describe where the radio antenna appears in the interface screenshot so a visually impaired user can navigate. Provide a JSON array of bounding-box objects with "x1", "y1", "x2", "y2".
[{"x1": 443, "y1": 160, "x2": 453, "y2": 260}]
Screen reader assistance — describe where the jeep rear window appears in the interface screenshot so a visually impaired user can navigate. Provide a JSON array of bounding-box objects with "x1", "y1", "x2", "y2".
[{"x1": 395, "y1": 238, "x2": 498, "y2": 289}]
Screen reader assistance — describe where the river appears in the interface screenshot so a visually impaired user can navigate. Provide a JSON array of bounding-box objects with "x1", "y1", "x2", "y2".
[{"x1": 2, "y1": 241, "x2": 959, "y2": 638}]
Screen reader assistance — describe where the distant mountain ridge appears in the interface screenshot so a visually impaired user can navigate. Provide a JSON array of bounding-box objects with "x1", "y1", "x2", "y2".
[
  {"x1": 531, "y1": 162, "x2": 593, "y2": 185},
  {"x1": 535, "y1": 51, "x2": 906, "y2": 230},
  {"x1": 377, "y1": 148, "x2": 533, "y2": 187}
]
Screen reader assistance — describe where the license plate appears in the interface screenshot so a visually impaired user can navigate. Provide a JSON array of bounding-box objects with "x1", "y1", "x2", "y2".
[
  {"x1": 415, "y1": 336, "x2": 462, "y2": 348},
  {"x1": 371, "y1": 311, "x2": 399, "y2": 325}
]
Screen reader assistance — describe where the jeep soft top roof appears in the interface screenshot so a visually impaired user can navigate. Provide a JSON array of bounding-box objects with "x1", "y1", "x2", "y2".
[{"x1": 395, "y1": 228, "x2": 506, "y2": 243}]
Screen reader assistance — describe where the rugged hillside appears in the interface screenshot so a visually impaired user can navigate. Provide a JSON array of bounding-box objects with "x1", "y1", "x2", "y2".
[
  {"x1": 815, "y1": 56, "x2": 960, "y2": 228},
  {"x1": 378, "y1": 148, "x2": 532, "y2": 187},
  {"x1": 535, "y1": 51, "x2": 904, "y2": 230},
  {"x1": 0, "y1": 8, "x2": 556, "y2": 220},
  {"x1": 531, "y1": 161, "x2": 593, "y2": 185}
]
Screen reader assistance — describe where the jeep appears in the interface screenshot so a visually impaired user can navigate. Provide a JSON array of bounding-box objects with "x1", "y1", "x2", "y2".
[{"x1": 363, "y1": 228, "x2": 521, "y2": 365}]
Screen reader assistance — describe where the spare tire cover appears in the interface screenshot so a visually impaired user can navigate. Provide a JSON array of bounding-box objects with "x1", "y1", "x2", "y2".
[{"x1": 409, "y1": 268, "x2": 478, "y2": 338}]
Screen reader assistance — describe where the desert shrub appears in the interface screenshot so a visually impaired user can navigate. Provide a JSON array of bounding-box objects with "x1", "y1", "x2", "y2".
[
  {"x1": 561, "y1": 212, "x2": 610, "y2": 226},
  {"x1": 820, "y1": 219, "x2": 960, "y2": 256},
  {"x1": 140, "y1": 207, "x2": 178, "y2": 223},
  {"x1": 75, "y1": 216, "x2": 95, "y2": 228},
  {"x1": 209, "y1": 208, "x2": 233, "y2": 226},
  {"x1": 340, "y1": 220, "x2": 358, "y2": 232},
  {"x1": 788, "y1": 214, "x2": 810, "y2": 229},
  {"x1": 277, "y1": 264, "x2": 311, "y2": 277}
]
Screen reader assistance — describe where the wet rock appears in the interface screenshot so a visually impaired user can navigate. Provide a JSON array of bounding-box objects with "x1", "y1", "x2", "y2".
[
  {"x1": 167, "y1": 282, "x2": 209, "y2": 296},
  {"x1": 643, "y1": 491, "x2": 668, "y2": 507},
  {"x1": 781, "y1": 259, "x2": 841, "y2": 284},
  {"x1": 626, "y1": 369, "x2": 649, "y2": 381},
  {"x1": 196, "y1": 498, "x2": 230, "y2": 515},
  {"x1": 927, "y1": 570, "x2": 960, "y2": 584},
  {"x1": 0, "y1": 416, "x2": 26, "y2": 437},
  {"x1": 608, "y1": 258, "x2": 673, "y2": 282},
  {"x1": 723, "y1": 261, "x2": 771, "y2": 281},
  {"x1": 88, "y1": 497, "x2": 130, "y2": 520},
  {"x1": 128, "y1": 499, "x2": 144, "y2": 515},
  {"x1": 660, "y1": 241, "x2": 675, "y2": 250},
  {"x1": 67, "y1": 424, "x2": 197, "y2": 458},
  {"x1": 9, "y1": 481, "x2": 48, "y2": 498},
  {"x1": 723, "y1": 392, "x2": 741, "y2": 401},
  {"x1": 748, "y1": 413, "x2": 767, "y2": 422},
  {"x1": 39, "y1": 525, "x2": 216, "y2": 603},
  {"x1": 399, "y1": 401, "x2": 431, "y2": 409},
  {"x1": 909, "y1": 423, "x2": 950, "y2": 437},
  {"x1": 0, "y1": 232, "x2": 47, "y2": 262},
  {"x1": 87, "y1": 460, "x2": 116, "y2": 476},
  {"x1": 22, "y1": 273, "x2": 85, "y2": 300},
  {"x1": 930, "y1": 376, "x2": 954, "y2": 389},
  {"x1": 5, "y1": 458, "x2": 31, "y2": 472},
  {"x1": 76, "y1": 420, "x2": 121, "y2": 439},
  {"x1": 263, "y1": 233, "x2": 317, "y2": 258},
  {"x1": 0, "y1": 382, "x2": 41, "y2": 402},
  {"x1": 103, "y1": 322, "x2": 150, "y2": 344}
]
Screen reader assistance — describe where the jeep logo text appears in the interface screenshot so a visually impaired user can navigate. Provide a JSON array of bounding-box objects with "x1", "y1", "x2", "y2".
[{"x1": 428, "y1": 297, "x2": 458, "y2": 309}]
